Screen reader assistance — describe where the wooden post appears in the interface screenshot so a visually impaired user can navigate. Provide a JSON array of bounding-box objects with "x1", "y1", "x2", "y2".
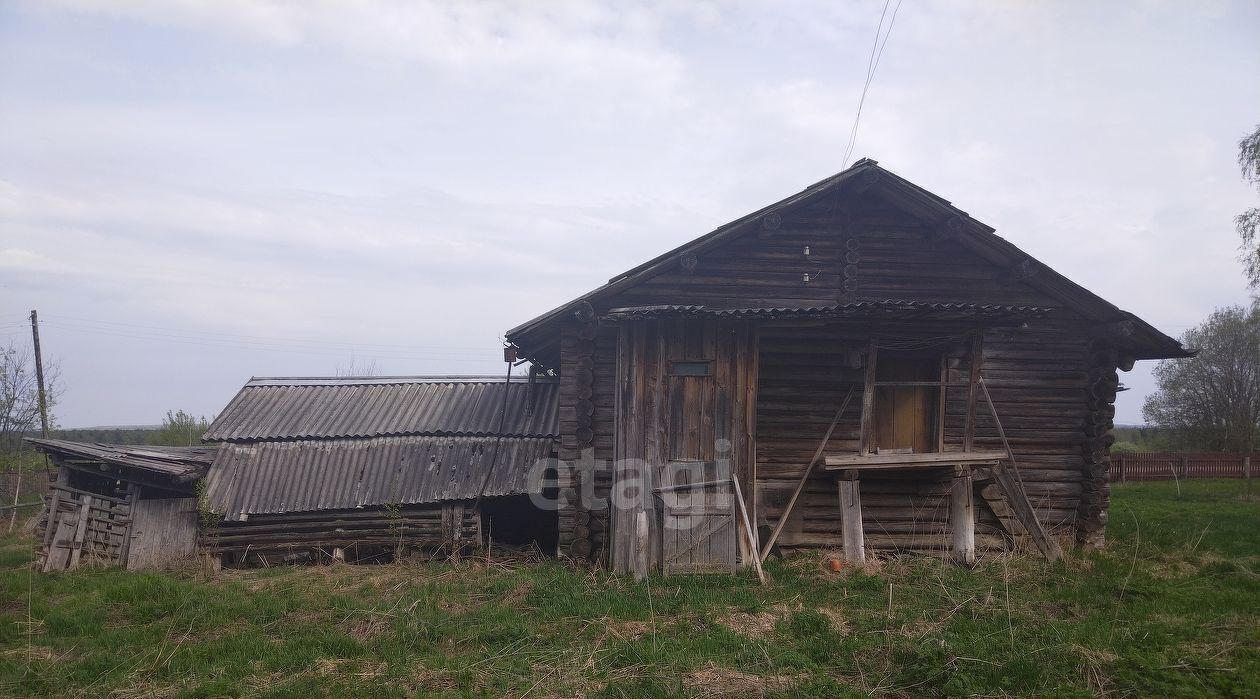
[
  {"x1": 838, "y1": 471, "x2": 864, "y2": 564},
  {"x1": 962, "y1": 334, "x2": 983, "y2": 453},
  {"x1": 633, "y1": 511, "x2": 649, "y2": 581},
  {"x1": 731, "y1": 477, "x2": 766, "y2": 584},
  {"x1": 1181, "y1": 456, "x2": 1189, "y2": 480},
  {"x1": 1118, "y1": 456, "x2": 1125, "y2": 483},
  {"x1": 1244, "y1": 456, "x2": 1251, "y2": 498},
  {"x1": 203, "y1": 553, "x2": 222, "y2": 573},
  {"x1": 857, "y1": 340, "x2": 878, "y2": 455},
  {"x1": 332, "y1": 547, "x2": 345, "y2": 564},
  {"x1": 29, "y1": 310, "x2": 49, "y2": 439},
  {"x1": 951, "y1": 468, "x2": 975, "y2": 565},
  {"x1": 67, "y1": 496, "x2": 91, "y2": 569}
]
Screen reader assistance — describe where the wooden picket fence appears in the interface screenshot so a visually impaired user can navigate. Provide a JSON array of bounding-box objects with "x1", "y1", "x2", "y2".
[{"x1": 1113, "y1": 452, "x2": 1256, "y2": 482}]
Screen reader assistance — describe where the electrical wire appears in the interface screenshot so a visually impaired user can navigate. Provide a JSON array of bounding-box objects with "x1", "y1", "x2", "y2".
[{"x1": 842, "y1": 0, "x2": 905, "y2": 166}]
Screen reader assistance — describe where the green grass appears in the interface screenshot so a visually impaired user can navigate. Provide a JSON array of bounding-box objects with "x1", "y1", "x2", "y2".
[{"x1": 1, "y1": 479, "x2": 1256, "y2": 697}]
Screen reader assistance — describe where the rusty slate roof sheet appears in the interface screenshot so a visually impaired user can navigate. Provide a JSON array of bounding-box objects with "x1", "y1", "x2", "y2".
[
  {"x1": 202, "y1": 435, "x2": 555, "y2": 520},
  {"x1": 26, "y1": 438, "x2": 215, "y2": 482},
  {"x1": 203, "y1": 376, "x2": 559, "y2": 443}
]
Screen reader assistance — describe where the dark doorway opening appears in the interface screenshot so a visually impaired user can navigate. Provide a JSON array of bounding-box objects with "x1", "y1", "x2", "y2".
[{"x1": 480, "y1": 494, "x2": 559, "y2": 553}]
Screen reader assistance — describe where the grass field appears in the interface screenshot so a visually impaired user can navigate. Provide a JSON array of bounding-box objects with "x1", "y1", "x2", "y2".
[{"x1": 1, "y1": 479, "x2": 1256, "y2": 698}]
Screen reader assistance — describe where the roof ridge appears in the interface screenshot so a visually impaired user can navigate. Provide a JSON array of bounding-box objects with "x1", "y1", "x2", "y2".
[{"x1": 246, "y1": 375, "x2": 558, "y2": 387}]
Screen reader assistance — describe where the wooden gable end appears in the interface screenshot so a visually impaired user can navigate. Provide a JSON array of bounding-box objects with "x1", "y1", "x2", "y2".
[{"x1": 601, "y1": 189, "x2": 1066, "y2": 313}]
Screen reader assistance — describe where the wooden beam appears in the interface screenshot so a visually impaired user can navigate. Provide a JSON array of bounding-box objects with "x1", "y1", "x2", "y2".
[
  {"x1": 824, "y1": 451, "x2": 1009, "y2": 468},
  {"x1": 67, "y1": 496, "x2": 92, "y2": 569},
  {"x1": 731, "y1": 477, "x2": 766, "y2": 584},
  {"x1": 838, "y1": 471, "x2": 864, "y2": 564},
  {"x1": 1117, "y1": 354, "x2": 1136, "y2": 372}
]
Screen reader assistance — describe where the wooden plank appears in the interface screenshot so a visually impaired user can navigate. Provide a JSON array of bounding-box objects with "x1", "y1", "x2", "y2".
[
  {"x1": 838, "y1": 472, "x2": 864, "y2": 564},
  {"x1": 633, "y1": 511, "x2": 649, "y2": 581},
  {"x1": 824, "y1": 451, "x2": 1009, "y2": 468},
  {"x1": 67, "y1": 497, "x2": 91, "y2": 569},
  {"x1": 43, "y1": 519, "x2": 75, "y2": 572},
  {"x1": 731, "y1": 476, "x2": 765, "y2": 583}
]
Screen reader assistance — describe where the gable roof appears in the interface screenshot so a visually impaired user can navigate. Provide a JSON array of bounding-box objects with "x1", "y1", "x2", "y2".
[
  {"x1": 506, "y1": 159, "x2": 1188, "y2": 365},
  {"x1": 203, "y1": 375, "x2": 559, "y2": 443}
]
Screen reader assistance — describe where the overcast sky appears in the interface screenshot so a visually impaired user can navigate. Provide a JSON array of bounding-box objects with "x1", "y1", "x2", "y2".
[{"x1": 1, "y1": 0, "x2": 1257, "y2": 428}]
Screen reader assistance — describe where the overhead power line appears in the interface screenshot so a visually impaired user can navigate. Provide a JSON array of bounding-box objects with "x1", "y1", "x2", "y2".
[{"x1": 842, "y1": 0, "x2": 905, "y2": 167}]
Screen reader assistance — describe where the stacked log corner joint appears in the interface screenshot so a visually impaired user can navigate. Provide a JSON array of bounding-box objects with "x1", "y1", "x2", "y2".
[
  {"x1": 1077, "y1": 340, "x2": 1119, "y2": 549},
  {"x1": 560, "y1": 301, "x2": 600, "y2": 563}
]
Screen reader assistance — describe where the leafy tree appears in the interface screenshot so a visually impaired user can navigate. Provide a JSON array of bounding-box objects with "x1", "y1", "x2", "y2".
[
  {"x1": 1238, "y1": 123, "x2": 1260, "y2": 288},
  {"x1": 0, "y1": 341, "x2": 62, "y2": 455},
  {"x1": 147, "y1": 410, "x2": 210, "y2": 447},
  {"x1": 1142, "y1": 306, "x2": 1260, "y2": 452}
]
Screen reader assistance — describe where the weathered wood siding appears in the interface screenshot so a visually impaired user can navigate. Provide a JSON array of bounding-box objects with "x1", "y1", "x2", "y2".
[{"x1": 127, "y1": 497, "x2": 198, "y2": 570}]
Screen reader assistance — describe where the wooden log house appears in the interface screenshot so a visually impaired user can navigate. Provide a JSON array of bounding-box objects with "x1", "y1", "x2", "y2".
[{"x1": 505, "y1": 159, "x2": 1190, "y2": 575}]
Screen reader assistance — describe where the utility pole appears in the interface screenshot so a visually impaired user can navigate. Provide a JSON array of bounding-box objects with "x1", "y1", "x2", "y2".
[{"x1": 29, "y1": 310, "x2": 49, "y2": 438}]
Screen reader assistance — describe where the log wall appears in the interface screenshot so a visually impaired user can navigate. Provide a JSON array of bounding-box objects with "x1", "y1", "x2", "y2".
[
  {"x1": 203, "y1": 502, "x2": 481, "y2": 566},
  {"x1": 548, "y1": 187, "x2": 1125, "y2": 562}
]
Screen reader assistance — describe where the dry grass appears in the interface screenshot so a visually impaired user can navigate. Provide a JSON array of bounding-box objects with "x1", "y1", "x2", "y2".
[
  {"x1": 683, "y1": 663, "x2": 803, "y2": 697},
  {"x1": 0, "y1": 479, "x2": 1255, "y2": 698}
]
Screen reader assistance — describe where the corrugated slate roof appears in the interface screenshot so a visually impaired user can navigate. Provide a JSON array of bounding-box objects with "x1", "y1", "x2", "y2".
[
  {"x1": 202, "y1": 435, "x2": 555, "y2": 520},
  {"x1": 204, "y1": 376, "x2": 559, "y2": 443},
  {"x1": 27, "y1": 438, "x2": 215, "y2": 482}
]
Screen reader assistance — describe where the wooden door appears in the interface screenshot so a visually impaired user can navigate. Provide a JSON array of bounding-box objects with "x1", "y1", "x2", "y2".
[
  {"x1": 658, "y1": 321, "x2": 736, "y2": 573},
  {"x1": 611, "y1": 317, "x2": 757, "y2": 575},
  {"x1": 873, "y1": 353, "x2": 940, "y2": 453},
  {"x1": 658, "y1": 476, "x2": 736, "y2": 574}
]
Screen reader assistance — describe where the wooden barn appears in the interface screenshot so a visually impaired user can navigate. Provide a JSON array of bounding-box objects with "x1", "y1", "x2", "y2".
[
  {"x1": 28, "y1": 439, "x2": 214, "y2": 571},
  {"x1": 505, "y1": 159, "x2": 1190, "y2": 576},
  {"x1": 198, "y1": 376, "x2": 560, "y2": 566}
]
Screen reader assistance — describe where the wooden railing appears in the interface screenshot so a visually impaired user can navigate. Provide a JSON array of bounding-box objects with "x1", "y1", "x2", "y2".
[{"x1": 1113, "y1": 452, "x2": 1256, "y2": 482}]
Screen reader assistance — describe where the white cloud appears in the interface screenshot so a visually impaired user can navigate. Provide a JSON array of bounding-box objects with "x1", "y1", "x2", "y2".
[{"x1": 3, "y1": 0, "x2": 1258, "y2": 424}]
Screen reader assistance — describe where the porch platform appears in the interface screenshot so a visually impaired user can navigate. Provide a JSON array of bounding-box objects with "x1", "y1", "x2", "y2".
[{"x1": 823, "y1": 450, "x2": 1009, "y2": 471}]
